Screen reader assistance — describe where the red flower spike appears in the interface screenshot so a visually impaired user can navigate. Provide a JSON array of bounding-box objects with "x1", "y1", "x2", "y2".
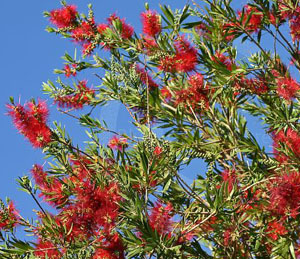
[
  {"x1": 238, "y1": 5, "x2": 263, "y2": 33},
  {"x1": 272, "y1": 128, "x2": 300, "y2": 163},
  {"x1": 154, "y1": 146, "x2": 163, "y2": 156},
  {"x1": 64, "y1": 64, "x2": 76, "y2": 77},
  {"x1": 0, "y1": 201, "x2": 19, "y2": 230},
  {"x1": 7, "y1": 101, "x2": 52, "y2": 148},
  {"x1": 267, "y1": 221, "x2": 288, "y2": 240},
  {"x1": 221, "y1": 169, "x2": 237, "y2": 193},
  {"x1": 175, "y1": 73, "x2": 211, "y2": 110},
  {"x1": 141, "y1": 10, "x2": 161, "y2": 37},
  {"x1": 276, "y1": 76, "x2": 300, "y2": 100},
  {"x1": 268, "y1": 171, "x2": 300, "y2": 217},
  {"x1": 34, "y1": 239, "x2": 61, "y2": 259},
  {"x1": 159, "y1": 37, "x2": 198, "y2": 73},
  {"x1": 149, "y1": 201, "x2": 173, "y2": 236},
  {"x1": 49, "y1": 5, "x2": 78, "y2": 28},
  {"x1": 107, "y1": 14, "x2": 134, "y2": 39},
  {"x1": 54, "y1": 80, "x2": 94, "y2": 109}
]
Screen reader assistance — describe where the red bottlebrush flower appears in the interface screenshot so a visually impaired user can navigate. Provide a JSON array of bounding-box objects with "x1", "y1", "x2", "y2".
[
  {"x1": 159, "y1": 37, "x2": 198, "y2": 73},
  {"x1": 140, "y1": 36, "x2": 159, "y2": 55},
  {"x1": 175, "y1": 73, "x2": 211, "y2": 110},
  {"x1": 267, "y1": 221, "x2": 288, "y2": 240},
  {"x1": 64, "y1": 64, "x2": 76, "y2": 77},
  {"x1": 141, "y1": 10, "x2": 161, "y2": 37},
  {"x1": 34, "y1": 239, "x2": 61, "y2": 259},
  {"x1": 57, "y1": 182, "x2": 121, "y2": 240},
  {"x1": 158, "y1": 55, "x2": 177, "y2": 73},
  {"x1": 107, "y1": 14, "x2": 134, "y2": 39},
  {"x1": 0, "y1": 201, "x2": 19, "y2": 230},
  {"x1": 149, "y1": 201, "x2": 173, "y2": 235},
  {"x1": 221, "y1": 169, "x2": 237, "y2": 193},
  {"x1": 213, "y1": 51, "x2": 233, "y2": 71},
  {"x1": 223, "y1": 5, "x2": 263, "y2": 40},
  {"x1": 93, "y1": 233, "x2": 124, "y2": 259},
  {"x1": 54, "y1": 80, "x2": 95, "y2": 109},
  {"x1": 272, "y1": 128, "x2": 300, "y2": 163},
  {"x1": 174, "y1": 37, "x2": 198, "y2": 73},
  {"x1": 31, "y1": 164, "x2": 68, "y2": 207},
  {"x1": 7, "y1": 100, "x2": 52, "y2": 148},
  {"x1": 278, "y1": 0, "x2": 296, "y2": 19},
  {"x1": 72, "y1": 21, "x2": 95, "y2": 42},
  {"x1": 238, "y1": 5, "x2": 263, "y2": 32},
  {"x1": 31, "y1": 164, "x2": 48, "y2": 187},
  {"x1": 154, "y1": 146, "x2": 163, "y2": 156},
  {"x1": 49, "y1": 5, "x2": 77, "y2": 28},
  {"x1": 235, "y1": 77, "x2": 268, "y2": 95},
  {"x1": 93, "y1": 248, "x2": 116, "y2": 259},
  {"x1": 268, "y1": 171, "x2": 300, "y2": 216},
  {"x1": 276, "y1": 76, "x2": 300, "y2": 100},
  {"x1": 223, "y1": 228, "x2": 233, "y2": 246},
  {"x1": 108, "y1": 136, "x2": 128, "y2": 151},
  {"x1": 97, "y1": 23, "x2": 109, "y2": 34},
  {"x1": 135, "y1": 65, "x2": 158, "y2": 89}
]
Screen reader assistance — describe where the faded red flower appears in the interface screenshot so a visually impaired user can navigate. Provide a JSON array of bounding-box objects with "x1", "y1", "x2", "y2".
[
  {"x1": 108, "y1": 136, "x2": 128, "y2": 151},
  {"x1": 141, "y1": 10, "x2": 161, "y2": 37}
]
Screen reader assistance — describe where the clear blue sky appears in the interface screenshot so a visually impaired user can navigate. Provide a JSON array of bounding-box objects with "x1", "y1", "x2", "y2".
[{"x1": 1, "y1": 0, "x2": 269, "y2": 241}]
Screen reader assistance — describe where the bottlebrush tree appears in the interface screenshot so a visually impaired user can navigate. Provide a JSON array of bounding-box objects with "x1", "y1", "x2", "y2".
[{"x1": 3, "y1": 0, "x2": 300, "y2": 258}]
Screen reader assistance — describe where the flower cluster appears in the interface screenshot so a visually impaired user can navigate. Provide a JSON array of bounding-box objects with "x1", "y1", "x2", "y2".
[
  {"x1": 7, "y1": 100, "x2": 52, "y2": 148},
  {"x1": 64, "y1": 64, "x2": 77, "y2": 77},
  {"x1": 159, "y1": 37, "x2": 198, "y2": 73},
  {"x1": 175, "y1": 73, "x2": 211, "y2": 110},
  {"x1": 49, "y1": 6, "x2": 133, "y2": 55}
]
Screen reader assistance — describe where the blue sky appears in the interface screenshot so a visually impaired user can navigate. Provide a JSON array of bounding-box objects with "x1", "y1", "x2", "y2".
[{"x1": 1, "y1": 0, "x2": 272, "y2": 242}]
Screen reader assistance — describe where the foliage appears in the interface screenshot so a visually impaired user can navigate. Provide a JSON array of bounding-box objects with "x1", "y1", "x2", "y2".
[{"x1": 4, "y1": 0, "x2": 300, "y2": 258}]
